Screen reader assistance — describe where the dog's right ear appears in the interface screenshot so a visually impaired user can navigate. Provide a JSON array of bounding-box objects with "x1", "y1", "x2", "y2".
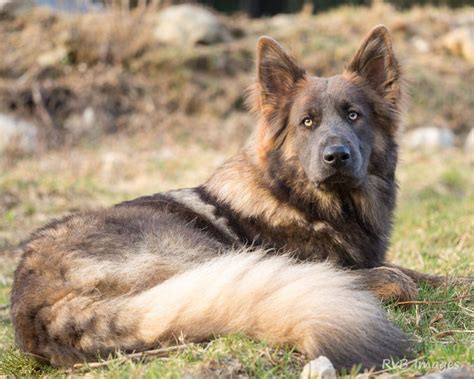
[{"x1": 256, "y1": 37, "x2": 306, "y2": 112}]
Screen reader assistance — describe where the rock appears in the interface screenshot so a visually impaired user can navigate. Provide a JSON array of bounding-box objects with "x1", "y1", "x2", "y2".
[
  {"x1": 64, "y1": 107, "x2": 105, "y2": 139},
  {"x1": 454, "y1": 13, "x2": 474, "y2": 27},
  {"x1": 421, "y1": 365, "x2": 474, "y2": 379},
  {"x1": 405, "y1": 127, "x2": 455, "y2": 149},
  {"x1": 154, "y1": 4, "x2": 231, "y2": 46},
  {"x1": 411, "y1": 36, "x2": 430, "y2": 53},
  {"x1": 465, "y1": 128, "x2": 474, "y2": 150},
  {"x1": 37, "y1": 46, "x2": 68, "y2": 67},
  {"x1": 100, "y1": 151, "x2": 127, "y2": 180},
  {"x1": 442, "y1": 27, "x2": 474, "y2": 65},
  {"x1": 269, "y1": 14, "x2": 298, "y2": 32},
  {"x1": 0, "y1": 0, "x2": 34, "y2": 16},
  {"x1": 0, "y1": 113, "x2": 38, "y2": 154},
  {"x1": 300, "y1": 356, "x2": 336, "y2": 379}
]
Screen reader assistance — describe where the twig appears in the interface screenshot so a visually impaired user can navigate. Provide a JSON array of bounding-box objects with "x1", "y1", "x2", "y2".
[
  {"x1": 455, "y1": 232, "x2": 469, "y2": 252},
  {"x1": 114, "y1": 344, "x2": 189, "y2": 361},
  {"x1": 22, "y1": 351, "x2": 49, "y2": 362},
  {"x1": 262, "y1": 348, "x2": 279, "y2": 366},
  {"x1": 0, "y1": 275, "x2": 12, "y2": 286},
  {"x1": 396, "y1": 295, "x2": 473, "y2": 306},
  {"x1": 32, "y1": 83, "x2": 55, "y2": 130},
  {"x1": 0, "y1": 303, "x2": 10, "y2": 321},
  {"x1": 458, "y1": 303, "x2": 474, "y2": 317},
  {"x1": 32, "y1": 82, "x2": 62, "y2": 151},
  {"x1": 438, "y1": 329, "x2": 474, "y2": 335},
  {"x1": 415, "y1": 304, "x2": 421, "y2": 327},
  {"x1": 67, "y1": 344, "x2": 191, "y2": 372}
]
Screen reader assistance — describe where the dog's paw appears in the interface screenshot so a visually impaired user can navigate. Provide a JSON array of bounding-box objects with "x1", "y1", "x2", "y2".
[{"x1": 360, "y1": 267, "x2": 419, "y2": 303}]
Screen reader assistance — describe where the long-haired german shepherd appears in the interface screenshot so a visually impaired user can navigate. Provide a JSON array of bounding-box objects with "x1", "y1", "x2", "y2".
[{"x1": 11, "y1": 26, "x2": 441, "y2": 370}]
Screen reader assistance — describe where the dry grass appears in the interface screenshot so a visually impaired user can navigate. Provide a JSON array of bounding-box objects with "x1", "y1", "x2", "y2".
[
  {"x1": 0, "y1": 4, "x2": 473, "y2": 156},
  {"x1": 0, "y1": 135, "x2": 472, "y2": 377}
]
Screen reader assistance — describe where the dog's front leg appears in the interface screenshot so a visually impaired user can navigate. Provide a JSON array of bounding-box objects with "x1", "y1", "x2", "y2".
[
  {"x1": 354, "y1": 266, "x2": 418, "y2": 303},
  {"x1": 383, "y1": 263, "x2": 448, "y2": 287}
]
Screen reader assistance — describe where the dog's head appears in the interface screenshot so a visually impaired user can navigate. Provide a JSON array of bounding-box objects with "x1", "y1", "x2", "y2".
[{"x1": 252, "y1": 26, "x2": 402, "y2": 194}]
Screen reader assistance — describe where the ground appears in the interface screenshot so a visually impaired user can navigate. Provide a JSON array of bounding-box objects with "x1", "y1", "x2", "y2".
[
  {"x1": 0, "y1": 2, "x2": 473, "y2": 378},
  {"x1": 0, "y1": 137, "x2": 472, "y2": 377}
]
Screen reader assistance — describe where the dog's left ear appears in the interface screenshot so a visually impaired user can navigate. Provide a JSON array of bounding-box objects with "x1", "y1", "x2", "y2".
[{"x1": 346, "y1": 25, "x2": 401, "y2": 106}]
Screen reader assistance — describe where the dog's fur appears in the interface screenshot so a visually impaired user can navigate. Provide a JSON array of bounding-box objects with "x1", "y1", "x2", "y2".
[{"x1": 11, "y1": 26, "x2": 435, "y2": 370}]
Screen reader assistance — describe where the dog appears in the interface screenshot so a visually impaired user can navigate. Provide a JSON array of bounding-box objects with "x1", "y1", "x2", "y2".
[{"x1": 11, "y1": 25, "x2": 440, "y2": 371}]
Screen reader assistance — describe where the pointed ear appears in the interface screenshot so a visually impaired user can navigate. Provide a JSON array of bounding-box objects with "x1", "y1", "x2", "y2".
[
  {"x1": 256, "y1": 36, "x2": 306, "y2": 109},
  {"x1": 346, "y1": 25, "x2": 401, "y2": 105}
]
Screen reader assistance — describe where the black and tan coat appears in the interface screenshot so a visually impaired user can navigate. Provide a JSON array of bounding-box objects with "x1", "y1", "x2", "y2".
[{"x1": 11, "y1": 26, "x2": 441, "y2": 370}]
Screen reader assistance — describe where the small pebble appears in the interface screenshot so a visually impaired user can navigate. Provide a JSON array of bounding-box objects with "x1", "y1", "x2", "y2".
[{"x1": 300, "y1": 356, "x2": 336, "y2": 379}]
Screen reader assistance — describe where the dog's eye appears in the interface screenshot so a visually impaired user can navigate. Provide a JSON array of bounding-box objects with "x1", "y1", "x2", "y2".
[
  {"x1": 347, "y1": 111, "x2": 359, "y2": 121},
  {"x1": 302, "y1": 118, "x2": 313, "y2": 128}
]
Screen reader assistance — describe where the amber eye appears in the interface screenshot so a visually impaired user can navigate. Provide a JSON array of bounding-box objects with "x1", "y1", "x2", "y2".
[
  {"x1": 347, "y1": 111, "x2": 359, "y2": 121},
  {"x1": 303, "y1": 118, "x2": 313, "y2": 128}
]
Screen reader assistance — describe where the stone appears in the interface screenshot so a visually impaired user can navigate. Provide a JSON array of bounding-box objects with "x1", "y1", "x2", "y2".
[
  {"x1": 0, "y1": 113, "x2": 38, "y2": 154},
  {"x1": 442, "y1": 27, "x2": 474, "y2": 65},
  {"x1": 154, "y1": 4, "x2": 231, "y2": 46},
  {"x1": 405, "y1": 127, "x2": 455, "y2": 149},
  {"x1": 300, "y1": 356, "x2": 336, "y2": 379},
  {"x1": 465, "y1": 128, "x2": 474, "y2": 150},
  {"x1": 454, "y1": 13, "x2": 474, "y2": 27},
  {"x1": 100, "y1": 151, "x2": 127, "y2": 180},
  {"x1": 37, "y1": 46, "x2": 68, "y2": 67},
  {"x1": 0, "y1": 0, "x2": 34, "y2": 16},
  {"x1": 411, "y1": 36, "x2": 430, "y2": 53},
  {"x1": 421, "y1": 365, "x2": 474, "y2": 379}
]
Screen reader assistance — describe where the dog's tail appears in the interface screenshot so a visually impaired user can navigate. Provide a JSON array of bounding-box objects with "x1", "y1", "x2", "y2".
[{"x1": 14, "y1": 252, "x2": 410, "y2": 369}]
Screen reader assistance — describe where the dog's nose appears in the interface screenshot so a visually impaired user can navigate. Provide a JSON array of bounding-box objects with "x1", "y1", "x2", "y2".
[{"x1": 323, "y1": 145, "x2": 351, "y2": 168}]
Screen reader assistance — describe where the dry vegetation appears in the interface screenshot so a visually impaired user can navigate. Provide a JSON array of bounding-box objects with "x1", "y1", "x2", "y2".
[
  {"x1": 0, "y1": 2, "x2": 473, "y2": 378},
  {"x1": 0, "y1": 3, "x2": 473, "y2": 154}
]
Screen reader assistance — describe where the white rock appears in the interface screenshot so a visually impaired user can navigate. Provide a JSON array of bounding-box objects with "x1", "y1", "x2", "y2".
[
  {"x1": 405, "y1": 127, "x2": 455, "y2": 149},
  {"x1": 0, "y1": 113, "x2": 38, "y2": 154},
  {"x1": 465, "y1": 128, "x2": 474, "y2": 150},
  {"x1": 0, "y1": 0, "x2": 34, "y2": 16},
  {"x1": 411, "y1": 36, "x2": 430, "y2": 53},
  {"x1": 454, "y1": 13, "x2": 474, "y2": 27},
  {"x1": 37, "y1": 46, "x2": 68, "y2": 67},
  {"x1": 100, "y1": 151, "x2": 127, "y2": 179},
  {"x1": 300, "y1": 356, "x2": 336, "y2": 379},
  {"x1": 269, "y1": 14, "x2": 298, "y2": 31},
  {"x1": 82, "y1": 107, "x2": 95, "y2": 127},
  {"x1": 154, "y1": 4, "x2": 231, "y2": 46},
  {"x1": 442, "y1": 27, "x2": 474, "y2": 65}
]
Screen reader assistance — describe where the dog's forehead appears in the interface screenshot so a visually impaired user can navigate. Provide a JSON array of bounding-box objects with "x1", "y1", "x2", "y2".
[{"x1": 297, "y1": 75, "x2": 367, "y2": 108}]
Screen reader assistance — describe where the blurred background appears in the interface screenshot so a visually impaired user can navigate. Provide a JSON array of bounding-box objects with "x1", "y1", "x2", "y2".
[
  {"x1": 0, "y1": 0, "x2": 473, "y2": 257},
  {"x1": 0, "y1": 1, "x2": 473, "y2": 376}
]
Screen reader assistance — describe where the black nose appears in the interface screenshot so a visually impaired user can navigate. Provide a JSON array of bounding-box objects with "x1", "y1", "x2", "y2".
[{"x1": 323, "y1": 145, "x2": 351, "y2": 168}]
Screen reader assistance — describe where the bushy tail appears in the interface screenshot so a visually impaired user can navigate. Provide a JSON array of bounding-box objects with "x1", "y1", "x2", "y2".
[
  {"x1": 124, "y1": 253, "x2": 410, "y2": 369},
  {"x1": 15, "y1": 252, "x2": 410, "y2": 369}
]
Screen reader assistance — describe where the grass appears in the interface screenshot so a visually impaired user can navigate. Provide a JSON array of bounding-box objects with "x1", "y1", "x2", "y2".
[
  {"x1": 0, "y1": 2, "x2": 472, "y2": 376},
  {"x1": 0, "y1": 145, "x2": 472, "y2": 377}
]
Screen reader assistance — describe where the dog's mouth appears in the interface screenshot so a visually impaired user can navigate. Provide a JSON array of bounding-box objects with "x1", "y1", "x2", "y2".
[{"x1": 314, "y1": 173, "x2": 364, "y2": 191}]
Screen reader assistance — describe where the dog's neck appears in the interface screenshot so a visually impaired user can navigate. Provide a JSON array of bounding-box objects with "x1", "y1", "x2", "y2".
[
  {"x1": 205, "y1": 145, "x2": 395, "y2": 235},
  {"x1": 205, "y1": 149, "x2": 308, "y2": 230}
]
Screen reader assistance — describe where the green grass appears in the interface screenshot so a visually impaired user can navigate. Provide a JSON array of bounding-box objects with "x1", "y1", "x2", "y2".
[{"x1": 0, "y1": 149, "x2": 472, "y2": 377}]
